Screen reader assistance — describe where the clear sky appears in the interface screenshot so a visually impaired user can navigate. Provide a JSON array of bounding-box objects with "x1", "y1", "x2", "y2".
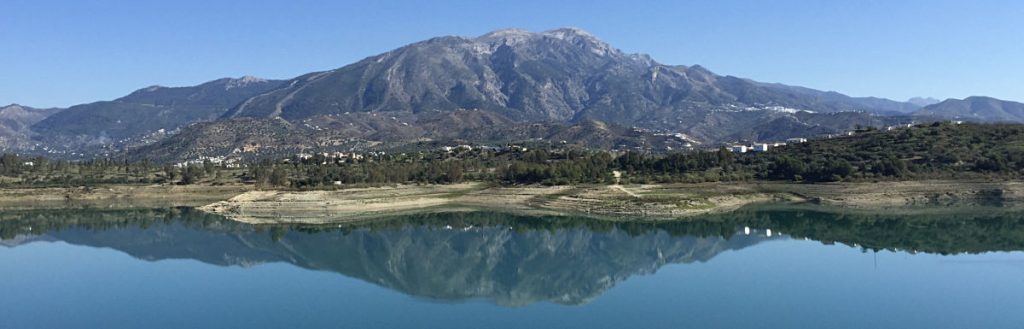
[{"x1": 1, "y1": 0, "x2": 1021, "y2": 108}]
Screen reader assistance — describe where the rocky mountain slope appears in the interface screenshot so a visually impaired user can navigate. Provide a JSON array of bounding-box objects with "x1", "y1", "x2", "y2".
[{"x1": 225, "y1": 28, "x2": 918, "y2": 123}]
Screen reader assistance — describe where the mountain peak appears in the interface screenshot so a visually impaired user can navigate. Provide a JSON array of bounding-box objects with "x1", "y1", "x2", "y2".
[
  {"x1": 543, "y1": 27, "x2": 595, "y2": 38},
  {"x1": 907, "y1": 97, "x2": 940, "y2": 107},
  {"x1": 963, "y1": 96, "x2": 999, "y2": 102},
  {"x1": 475, "y1": 27, "x2": 612, "y2": 52},
  {"x1": 224, "y1": 75, "x2": 269, "y2": 90},
  {"x1": 478, "y1": 28, "x2": 532, "y2": 39}
]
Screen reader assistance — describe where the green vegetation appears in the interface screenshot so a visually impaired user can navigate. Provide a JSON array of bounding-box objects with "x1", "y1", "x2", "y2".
[
  {"x1": 0, "y1": 155, "x2": 240, "y2": 187},
  {"x1": 2, "y1": 122, "x2": 1022, "y2": 188}
]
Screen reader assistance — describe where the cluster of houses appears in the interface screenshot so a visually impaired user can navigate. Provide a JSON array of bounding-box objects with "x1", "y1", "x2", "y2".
[
  {"x1": 440, "y1": 144, "x2": 529, "y2": 153},
  {"x1": 291, "y1": 151, "x2": 388, "y2": 164},
  {"x1": 728, "y1": 122, "x2": 935, "y2": 154},
  {"x1": 440, "y1": 145, "x2": 475, "y2": 152},
  {"x1": 173, "y1": 155, "x2": 241, "y2": 168},
  {"x1": 295, "y1": 151, "x2": 367, "y2": 161},
  {"x1": 730, "y1": 138, "x2": 807, "y2": 153}
]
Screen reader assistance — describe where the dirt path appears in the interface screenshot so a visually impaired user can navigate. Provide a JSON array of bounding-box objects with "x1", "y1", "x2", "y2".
[{"x1": 609, "y1": 184, "x2": 640, "y2": 198}]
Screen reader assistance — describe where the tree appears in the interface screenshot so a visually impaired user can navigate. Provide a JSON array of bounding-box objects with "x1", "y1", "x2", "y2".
[
  {"x1": 767, "y1": 156, "x2": 806, "y2": 180},
  {"x1": 163, "y1": 165, "x2": 178, "y2": 182},
  {"x1": 180, "y1": 166, "x2": 204, "y2": 185},
  {"x1": 269, "y1": 167, "x2": 288, "y2": 187}
]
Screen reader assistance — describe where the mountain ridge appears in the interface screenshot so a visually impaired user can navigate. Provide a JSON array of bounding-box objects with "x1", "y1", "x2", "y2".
[
  {"x1": 913, "y1": 96, "x2": 1024, "y2": 122},
  {"x1": 28, "y1": 76, "x2": 284, "y2": 150},
  {"x1": 223, "y1": 28, "x2": 923, "y2": 125},
  {"x1": 0, "y1": 104, "x2": 64, "y2": 149},
  {"x1": 3, "y1": 27, "x2": 1019, "y2": 161}
]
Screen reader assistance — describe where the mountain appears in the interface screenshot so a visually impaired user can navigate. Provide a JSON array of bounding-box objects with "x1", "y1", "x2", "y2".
[
  {"x1": 0, "y1": 104, "x2": 62, "y2": 149},
  {"x1": 907, "y1": 97, "x2": 941, "y2": 107},
  {"x1": 913, "y1": 96, "x2": 1024, "y2": 123},
  {"x1": 118, "y1": 27, "x2": 918, "y2": 161},
  {"x1": 223, "y1": 28, "x2": 916, "y2": 129},
  {"x1": 5, "y1": 28, "x2": 938, "y2": 160},
  {"x1": 30, "y1": 76, "x2": 284, "y2": 149}
]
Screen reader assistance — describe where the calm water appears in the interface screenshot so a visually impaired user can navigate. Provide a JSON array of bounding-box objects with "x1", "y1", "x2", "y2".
[{"x1": 2, "y1": 207, "x2": 1024, "y2": 328}]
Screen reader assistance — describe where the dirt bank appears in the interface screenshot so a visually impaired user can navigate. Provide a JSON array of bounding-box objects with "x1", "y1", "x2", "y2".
[
  {"x1": 4, "y1": 180, "x2": 1022, "y2": 223},
  {"x1": 0, "y1": 185, "x2": 251, "y2": 210},
  {"x1": 197, "y1": 180, "x2": 1024, "y2": 224}
]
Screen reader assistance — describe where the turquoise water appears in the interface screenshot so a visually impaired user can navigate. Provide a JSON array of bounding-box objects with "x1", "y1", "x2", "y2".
[{"x1": 2, "y1": 207, "x2": 1024, "y2": 328}]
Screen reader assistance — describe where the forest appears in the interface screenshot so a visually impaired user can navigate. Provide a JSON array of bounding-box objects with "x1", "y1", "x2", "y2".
[{"x1": 1, "y1": 122, "x2": 1022, "y2": 188}]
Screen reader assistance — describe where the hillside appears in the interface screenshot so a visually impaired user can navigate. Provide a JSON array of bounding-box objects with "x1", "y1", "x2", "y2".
[
  {"x1": 126, "y1": 111, "x2": 692, "y2": 163},
  {"x1": 0, "y1": 104, "x2": 62, "y2": 149},
  {"x1": 914, "y1": 96, "x2": 1024, "y2": 122},
  {"x1": 30, "y1": 76, "x2": 284, "y2": 149}
]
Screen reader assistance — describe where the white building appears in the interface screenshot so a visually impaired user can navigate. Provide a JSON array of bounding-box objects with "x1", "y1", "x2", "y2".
[
  {"x1": 731, "y1": 145, "x2": 748, "y2": 153},
  {"x1": 786, "y1": 138, "x2": 808, "y2": 143},
  {"x1": 752, "y1": 143, "x2": 770, "y2": 152}
]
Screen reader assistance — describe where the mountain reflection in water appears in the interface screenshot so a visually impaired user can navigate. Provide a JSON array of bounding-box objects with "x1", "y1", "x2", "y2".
[{"x1": 3, "y1": 205, "x2": 1024, "y2": 306}]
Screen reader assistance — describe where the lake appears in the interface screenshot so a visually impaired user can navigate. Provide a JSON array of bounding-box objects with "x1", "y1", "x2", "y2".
[{"x1": 2, "y1": 206, "x2": 1024, "y2": 328}]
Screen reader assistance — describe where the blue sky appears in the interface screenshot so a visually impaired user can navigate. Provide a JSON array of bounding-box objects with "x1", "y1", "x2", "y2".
[{"x1": 1, "y1": 0, "x2": 1021, "y2": 108}]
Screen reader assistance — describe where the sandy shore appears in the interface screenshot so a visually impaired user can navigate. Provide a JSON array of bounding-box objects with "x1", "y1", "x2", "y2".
[{"x1": 197, "y1": 180, "x2": 1024, "y2": 224}]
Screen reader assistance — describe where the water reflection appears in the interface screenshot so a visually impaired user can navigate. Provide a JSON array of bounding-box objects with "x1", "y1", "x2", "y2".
[{"x1": 3, "y1": 206, "x2": 1024, "y2": 305}]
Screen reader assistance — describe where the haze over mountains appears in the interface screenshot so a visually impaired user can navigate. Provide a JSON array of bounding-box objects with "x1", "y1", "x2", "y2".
[{"x1": 2, "y1": 27, "x2": 1019, "y2": 162}]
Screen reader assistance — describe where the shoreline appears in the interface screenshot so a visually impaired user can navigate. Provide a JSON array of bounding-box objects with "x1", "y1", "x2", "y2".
[
  {"x1": 198, "y1": 180, "x2": 1024, "y2": 224},
  {"x1": 0, "y1": 185, "x2": 251, "y2": 210},
  {"x1": 1, "y1": 180, "x2": 1022, "y2": 224}
]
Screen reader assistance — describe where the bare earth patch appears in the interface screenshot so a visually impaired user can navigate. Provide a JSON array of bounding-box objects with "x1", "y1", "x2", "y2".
[{"x1": 4, "y1": 180, "x2": 1023, "y2": 224}]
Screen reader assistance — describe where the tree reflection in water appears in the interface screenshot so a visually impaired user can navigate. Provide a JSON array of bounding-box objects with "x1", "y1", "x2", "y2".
[{"x1": 2, "y1": 205, "x2": 1023, "y2": 305}]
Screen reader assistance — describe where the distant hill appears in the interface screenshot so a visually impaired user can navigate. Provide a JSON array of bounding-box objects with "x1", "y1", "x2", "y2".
[
  {"x1": 30, "y1": 76, "x2": 284, "y2": 149},
  {"x1": 0, "y1": 104, "x2": 62, "y2": 149},
  {"x1": 907, "y1": 97, "x2": 941, "y2": 107},
  {"x1": 914, "y1": 96, "x2": 1024, "y2": 122}
]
